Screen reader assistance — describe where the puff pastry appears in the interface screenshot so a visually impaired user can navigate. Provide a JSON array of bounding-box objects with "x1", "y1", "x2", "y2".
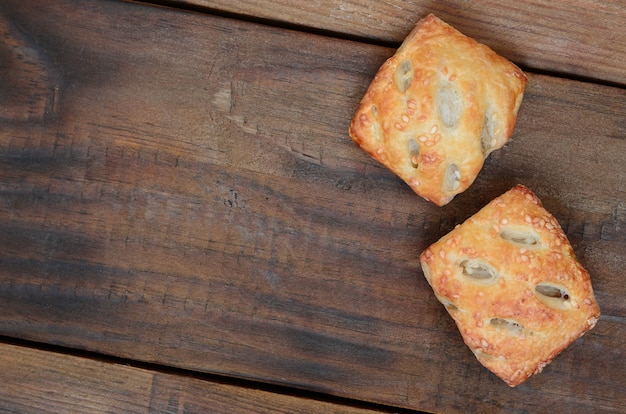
[
  {"x1": 420, "y1": 185, "x2": 600, "y2": 386},
  {"x1": 349, "y1": 14, "x2": 527, "y2": 206}
]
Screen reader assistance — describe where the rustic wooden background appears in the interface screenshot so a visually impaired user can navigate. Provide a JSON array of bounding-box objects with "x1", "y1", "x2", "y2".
[{"x1": 1, "y1": 0, "x2": 624, "y2": 412}]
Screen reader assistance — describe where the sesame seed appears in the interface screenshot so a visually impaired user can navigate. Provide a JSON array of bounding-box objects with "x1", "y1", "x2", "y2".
[
  {"x1": 418, "y1": 135, "x2": 428, "y2": 142},
  {"x1": 430, "y1": 125, "x2": 438, "y2": 134},
  {"x1": 500, "y1": 218, "x2": 509, "y2": 225},
  {"x1": 524, "y1": 215, "x2": 532, "y2": 223},
  {"x1": 376, "y1": 148, "x2": 384, "y2": 155},
  {"x1": 402, "y1": 114, "x2": 410, "y2": 123},
  {"x1": 407, "y1": 100, "x2": 417, "y2": 109},
  {"x1": 394, "y1": 122, "x2": 402, "y2": 130}
]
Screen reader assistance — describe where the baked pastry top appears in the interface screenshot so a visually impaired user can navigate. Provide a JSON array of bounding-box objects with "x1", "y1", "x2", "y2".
[
  {"x1": 349, "y1": 14, "x2": 527, "y2": 206},
  {"x1": 420, "y1": 185, "x2": 600, "y2": 386}
]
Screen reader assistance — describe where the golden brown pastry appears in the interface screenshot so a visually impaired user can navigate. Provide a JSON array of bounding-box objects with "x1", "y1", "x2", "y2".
[
  {"x1": 420, "y1": 185, "x2": 600, "y2": 386},
  {"x1": 349, "y1": 14, "x2": 527, "y2": 206}
]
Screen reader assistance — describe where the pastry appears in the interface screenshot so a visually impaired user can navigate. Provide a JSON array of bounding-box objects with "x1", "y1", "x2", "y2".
[
  {"x1": 420, "y1": 185, "x2": 600, "y2": 386},
  {"x1": 349, "y1": 14, "x2": 527, "y2": 206}
]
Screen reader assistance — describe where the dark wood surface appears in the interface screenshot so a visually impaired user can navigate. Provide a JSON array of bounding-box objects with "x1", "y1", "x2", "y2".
[
  {"x1": 1, "y1": 0, "x2": 624, "y2": 412},
  {"x1": 0, "y1": 342, "x2": 387, "y2": 413},
  {"x1": 161, "y1": 0, "x2": 626, "y2": 85}
]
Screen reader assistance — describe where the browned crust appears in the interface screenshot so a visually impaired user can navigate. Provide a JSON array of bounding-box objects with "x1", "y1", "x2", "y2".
[
  {"x1": 420, "y1": 185, "x2": 600, "y2": 386},
  {"x1": 349, "y1": 14, "x2": 527, "y2": 206}
]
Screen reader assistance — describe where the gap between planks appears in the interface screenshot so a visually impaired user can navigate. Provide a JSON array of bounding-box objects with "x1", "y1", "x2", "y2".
[
  {"x1": 0, "y1": 335, "x2": 424, "y2": 414},
  {"x1": 130, "y1": 0, "x2": 626, "y2": 90}
]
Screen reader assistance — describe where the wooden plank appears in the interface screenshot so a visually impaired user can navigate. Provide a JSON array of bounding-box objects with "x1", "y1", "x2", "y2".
[
  {"x1": 0, "y1": 342, "x2": 390, "y2": 413},
  {"x1": 0, "y1": 0, "x2": 625, "y2": 413},
  {"x1": 155, "y1": 0, "x2": 626, "y2": 86}
]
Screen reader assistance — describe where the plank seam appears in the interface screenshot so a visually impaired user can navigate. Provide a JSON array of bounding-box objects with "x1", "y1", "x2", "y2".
[
  {"x1": 127, "y1": 0, "x2": 626, "y2": 90},
  {"x1": 0, "y1": 335, "x2": 426, "y2": 414}
]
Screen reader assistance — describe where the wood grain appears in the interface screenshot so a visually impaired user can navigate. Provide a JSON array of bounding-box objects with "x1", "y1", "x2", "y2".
[
  {"x1": 0, "y1": 342, "x2": 389, "y2": 413},
  {"x1": 155, "y1": 0, "x2": 626, "y2": 86},
  {"x1": 0, "y1": 0, "x2": 624, "y2": 413}
]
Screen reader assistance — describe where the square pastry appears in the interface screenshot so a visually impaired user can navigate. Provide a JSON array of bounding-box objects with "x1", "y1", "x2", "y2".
[
  {"x1": 349, "y1": 14, "x2": 527, "y2": 206},
  {"x1": 420, "y1": 185, "x2": 600, "y2": 386}
]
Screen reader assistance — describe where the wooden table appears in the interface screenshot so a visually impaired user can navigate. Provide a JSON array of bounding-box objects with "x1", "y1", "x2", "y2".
[{"x1": 1, "y1": 1, "x2": 625, "y2": 412}]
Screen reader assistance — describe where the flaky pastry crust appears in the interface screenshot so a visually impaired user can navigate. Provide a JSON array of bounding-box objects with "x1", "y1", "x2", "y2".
[
  {"x1": 420, "y1": 185, "x2": 600, "y2": 386},
  {"x1": 349, "y1": 14, "x2": 527, "y2": 206}
]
